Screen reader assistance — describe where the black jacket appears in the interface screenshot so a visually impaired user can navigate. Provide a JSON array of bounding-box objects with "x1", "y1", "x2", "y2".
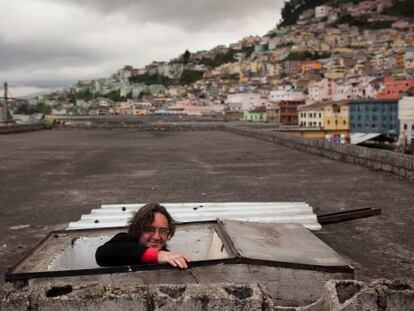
[{"x1": 95, "y1": 232, "x2": 150, "y2": 266}]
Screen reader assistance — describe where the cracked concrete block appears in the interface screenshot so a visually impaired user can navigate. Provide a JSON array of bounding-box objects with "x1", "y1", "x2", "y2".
[
  {"x1": 175, "y1": 284, "x2": 263, "y2": 311},
  {"x1": 302, "y1": 279, "x2": 414, "y2": 311},
  {"x1": 33, "y1": 283, "x2": 148, "y2": 311},
  {"x1": 0, "y1": 283, "x2": 31, "y2": 311}
]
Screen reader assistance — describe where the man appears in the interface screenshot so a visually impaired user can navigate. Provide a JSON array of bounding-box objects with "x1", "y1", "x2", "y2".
[{"x1": 95, "y1": 202, "x2": 190, "y2": 269}]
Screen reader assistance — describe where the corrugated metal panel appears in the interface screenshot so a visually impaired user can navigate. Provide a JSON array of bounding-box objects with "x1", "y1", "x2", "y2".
[{"x1": 68, "y1": 202, "x2": 321, "y2": 230}]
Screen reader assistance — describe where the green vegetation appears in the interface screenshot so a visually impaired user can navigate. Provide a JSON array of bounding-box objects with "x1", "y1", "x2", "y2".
[
  {"x1": 241, "y1": 45, "x2": 255, "y2": 58},
  {"x1": 68, "y1": 89, "x2": 93, "y2": 103},
  {"x1": 336, "y1": 14, "x2": 392, "y2": 29},
  {"x1": 366, "y1": 20, "x2": 393, "y2": 30},
  {"x1": 129, "y1": 69, "x2": 203, "y2": 86},
  {"x1": 182, "y1": 50, "x2": 191, "y2": 64},
  {"x1": 16, "y1": 103, "x2": 36, "y2": 114},
  {"x1": 35, "y1": 102, "x2": 52, "y2": 115},
  {"x1": 221, "y1": 73, "x2": 240, "y2": 81},
  {"x1": 200, "y1": 49, "x2": 237, "y2": 68},
  {"x1": 129, "y1": 73, "x2": 172, "y2": 86},
  {"x1": 15, "y1": 102, "x2": 52, "y2": 115},
  {"x1": 179, "y1": 70, "x2": 204, "y2": 84},
  {"x1": 105, "y1": 90, "x2": 127, "y2": 102},
  {"x1": 286, "y1": 51, "x2": 331, "y2": 61},
  {"x1": 385, "y1": 0, "x2": 414, "y2": 18},
  {"x1": 279, "y1": 72, "x2": 289, "y2": 79}
]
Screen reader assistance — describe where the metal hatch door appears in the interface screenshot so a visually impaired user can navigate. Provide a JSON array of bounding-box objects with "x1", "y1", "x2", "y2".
[{"x1": 220, "y1": 219, "x2": 352, "y2": 272}]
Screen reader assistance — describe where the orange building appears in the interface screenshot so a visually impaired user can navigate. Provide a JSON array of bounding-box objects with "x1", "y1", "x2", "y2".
[
  {"x1": 377, "y1": 77, "x2": 414, "y2": 100},
  {"x1": 301, "y1": 61, "x2": 322, "y2": 75}
]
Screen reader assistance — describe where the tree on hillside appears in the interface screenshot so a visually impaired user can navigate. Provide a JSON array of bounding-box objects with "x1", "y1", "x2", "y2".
[
  {"x1": 16, "y1": 103, "x2": 36, "y2": 115},
  {"x1": 385, "y1": 0, "x2": 414, "y2": 18},
  {"x1": 182, "y1": 50, "x2": 191, "y2": 65},
  {"x1": 279, "y1": 0, "x2": 326, "y2": 27},
  {"x1": 36, "y1": 102, "x2": 52, "y2": 115}
]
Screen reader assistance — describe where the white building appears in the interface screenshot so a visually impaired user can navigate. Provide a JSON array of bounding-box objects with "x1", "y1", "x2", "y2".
[
  {"x1": 404, "y1": 50, "x2": 414, "y2": 70},
  {"x1": 268, "y1": 85, "x2": 306, "y2": 102},
  {"x1": 398, "y1": 96, "x2": 414, "y2": 146},
  {"x1": 298, "y1": 102, "x2": 325, "y2": 128},
  {"x1": 225, "y1": 93, "x2": 263, "y2": 111},
  {"x1": 117, "y1": 66, "x2": 133, "y2": 82},
  {"x1": 332, "y1": 82, "x2": 353, "y2": 102},
  {"x1": 315, "y1": 5, "x2": 332, "y2": 18}
]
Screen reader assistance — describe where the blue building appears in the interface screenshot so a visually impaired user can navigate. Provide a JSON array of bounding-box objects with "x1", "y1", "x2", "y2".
[{"x1": 349, "y1": 100, "x2": 399, "y2": 135}]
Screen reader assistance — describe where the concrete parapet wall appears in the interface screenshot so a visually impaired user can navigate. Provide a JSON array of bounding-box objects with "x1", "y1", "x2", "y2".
[
  {"x1": 1, "y1": 279, "x2": 413, "y2": 310},
  {"x1": 56, "y1": 122, "x2": 226, "y2": 131},
  {"x1": 223, "y1": 126, "x2": 414, "y2": 181},
  {"x1": 0, "y1": 124, "x2": 49, "y2": 134}
]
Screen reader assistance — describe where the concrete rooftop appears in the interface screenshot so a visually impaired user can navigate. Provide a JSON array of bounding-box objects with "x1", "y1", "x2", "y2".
[{"x1": 0, "y1": 129, "x2": 413, "y2": 281}]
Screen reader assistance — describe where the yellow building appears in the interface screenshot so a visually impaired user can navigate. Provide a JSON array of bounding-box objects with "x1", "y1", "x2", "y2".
[
  {"x1": 396, "y1": 50, "x2": 405, "y2": 69},
  {"x1": 323, "y1": 101, "x2": 349, "y2": 130},
  {"x1": 325, "y1": 65, "x2": 346, "y2": 79},
  {"x1": 239, "y1": 74, "x2": 249, "y2": 84}
]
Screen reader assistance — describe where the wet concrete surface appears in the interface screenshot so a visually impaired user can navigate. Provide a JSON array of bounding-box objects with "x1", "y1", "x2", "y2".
[{"x1": 0, "y1": 129, "x2": 413, "y2": 282}]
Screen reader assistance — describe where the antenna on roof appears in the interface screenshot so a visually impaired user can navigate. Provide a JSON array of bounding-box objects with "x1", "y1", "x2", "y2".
[{"x1": 2, "y1": 82, "x2": 15, "y2": 124}]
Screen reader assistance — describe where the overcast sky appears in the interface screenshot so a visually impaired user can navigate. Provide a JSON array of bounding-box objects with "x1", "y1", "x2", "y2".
[{"x1": 1, "y1": 0, "x2": 282, "y2": 97}]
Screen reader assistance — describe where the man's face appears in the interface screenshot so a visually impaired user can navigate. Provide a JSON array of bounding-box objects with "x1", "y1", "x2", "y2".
[{"x1": 139, "y1": 212, "x2": 170, "y2": 249}]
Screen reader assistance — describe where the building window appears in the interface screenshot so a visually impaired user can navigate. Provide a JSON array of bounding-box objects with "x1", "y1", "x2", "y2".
[
  {"x1": 404, "y1": 124, "x2": 407, "y2": 130},
  {"x1": 343, "y1": 120, "x2": 346, "y2": 125},
  {"x1": 327, "y1": 120, "x2": 330, "y2": 125}
]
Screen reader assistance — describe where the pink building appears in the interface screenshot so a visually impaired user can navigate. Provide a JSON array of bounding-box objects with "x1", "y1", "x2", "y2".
[{"x1": 308, "y1": 79, "x2": 337, "y2": 102}]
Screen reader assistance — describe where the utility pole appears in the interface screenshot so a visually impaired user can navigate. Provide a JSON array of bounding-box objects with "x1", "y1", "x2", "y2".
[{"x1": 3, "y1": 82, "x2": 9, "y2": 124}]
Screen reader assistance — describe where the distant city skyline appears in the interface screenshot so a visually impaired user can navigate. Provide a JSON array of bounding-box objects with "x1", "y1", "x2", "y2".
[{"x1": 0, "y1": 0, "x2": 282, "y2": 97}]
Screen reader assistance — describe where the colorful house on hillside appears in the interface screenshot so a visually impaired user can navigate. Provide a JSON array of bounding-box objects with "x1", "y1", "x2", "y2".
[
  {"x1": 279, "y1": 100, "x2": 304, "y2": 126},
  {"x1": 301, "y1": 61, "x2": 322, "y2": 75},
  {"x1": 376, "y1": 77, "x2": 414, "y2": 100},
  {"x1": 243, "y1": 106, "x2": 267, "y2": 122},
  {"x1": 349, "y1": 100, "x2": 399, "y2": 135},
  {"x1": 266, "y1": 102, "x2": 280, "y2": 124}
]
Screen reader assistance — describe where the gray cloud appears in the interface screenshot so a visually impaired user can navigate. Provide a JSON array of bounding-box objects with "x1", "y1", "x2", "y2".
[
  {"x1": 0, "y1": 36, "x2": 105, "y2": 71},
  {"x1": 1, "y1": 0, "x2": 282, "y2": 96},
  {"x1": 61, "y1": 0, "x2": 281, "y2": 31}
]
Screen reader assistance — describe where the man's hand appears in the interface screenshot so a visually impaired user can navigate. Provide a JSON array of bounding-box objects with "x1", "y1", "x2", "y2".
[{"x1": 158, "y1": 251, "x2": 190, "y2": 269}]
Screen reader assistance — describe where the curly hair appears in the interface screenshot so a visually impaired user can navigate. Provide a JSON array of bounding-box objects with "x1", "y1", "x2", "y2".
[{"x1": 127, "y1": 202, "x2": 176, "y2": 241}]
